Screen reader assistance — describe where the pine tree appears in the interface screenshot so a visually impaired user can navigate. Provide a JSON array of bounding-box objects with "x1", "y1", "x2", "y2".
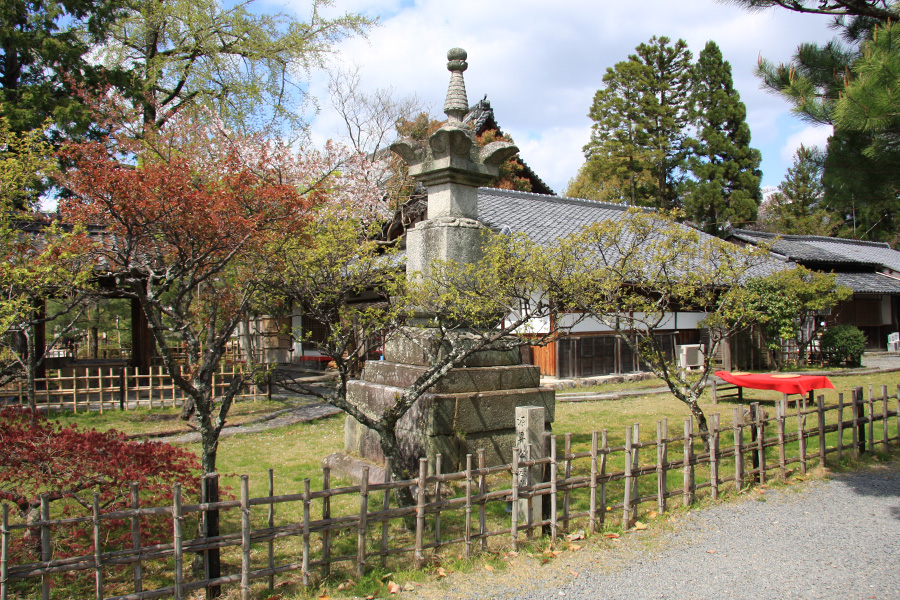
[
  {"x1": 684, "y1": 41, "x2": 761, "y2": 236},
  {"x1": 760, "y1": 145, "x2": 834, "y2": 235},
  {"x1": 727, "y1": 0, "x2": 900, "y2": 243},
  {"x1": 576, "y1": 36, "x2": 692, "y2": 209},
  {"x1": 636, "y1": 36, "x2": 693, "y2": 211}
]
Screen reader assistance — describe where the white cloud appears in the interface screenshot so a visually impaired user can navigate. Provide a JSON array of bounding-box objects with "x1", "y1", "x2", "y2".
[
  {"x1": 781, "y1": 124, "x2": 834, "y2": 162},
  {"x1": 289, "y1": 0, "x2": 840, "y2": 192}
]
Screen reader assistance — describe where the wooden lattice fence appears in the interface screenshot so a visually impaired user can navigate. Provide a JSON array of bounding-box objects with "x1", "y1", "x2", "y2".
[
  {"x1": 1, "y1": 384, "x2": 898, "y2": 600},
  {"x1": 0, "y1": 364, "x2": 265, "y2": 413}
]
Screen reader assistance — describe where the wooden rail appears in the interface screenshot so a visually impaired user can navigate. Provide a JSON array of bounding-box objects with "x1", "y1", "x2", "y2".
[{"x1": 1, "y1": 384, "x2": 898, "y2": 600}]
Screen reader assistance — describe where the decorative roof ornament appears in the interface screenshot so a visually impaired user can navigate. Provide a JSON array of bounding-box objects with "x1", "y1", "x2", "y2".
[
  {"x1": 390, "y1": 47, "x2": 519, "y2": 197},
  {"x1": 443, "y1": 48, "x2": 469, "y2": 122}
]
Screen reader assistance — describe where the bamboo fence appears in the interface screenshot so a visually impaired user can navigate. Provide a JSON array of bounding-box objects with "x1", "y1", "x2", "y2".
[
  {"x1": 1, "y1": 384, "x2": 898, "y2": 600},
  {"x1": 0, "y1": 364, "x2": 263, "y2": 413}
]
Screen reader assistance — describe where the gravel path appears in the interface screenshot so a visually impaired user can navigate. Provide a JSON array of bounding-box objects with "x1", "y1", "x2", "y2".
[
  {"x1": 413, "y1": 464, "x2": 900, "y2": 600},
  {"x1": 155, "y1": 402, "x2": 341, "y2": 444}
]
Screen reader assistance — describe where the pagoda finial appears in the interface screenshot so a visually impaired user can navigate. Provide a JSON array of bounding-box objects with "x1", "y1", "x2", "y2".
[{"x1": 443, "y1": 48, "x2": 468, "y2": 122}]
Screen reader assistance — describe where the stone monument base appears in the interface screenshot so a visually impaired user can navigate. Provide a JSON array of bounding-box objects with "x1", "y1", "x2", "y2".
[{"x1": 334, "y1": 327, "x2": 554, "y2": 477}]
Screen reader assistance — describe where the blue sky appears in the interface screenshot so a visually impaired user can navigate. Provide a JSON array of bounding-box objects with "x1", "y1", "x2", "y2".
[{"x1": 287, "y1": 0, "x2": 838, "y2": 195}]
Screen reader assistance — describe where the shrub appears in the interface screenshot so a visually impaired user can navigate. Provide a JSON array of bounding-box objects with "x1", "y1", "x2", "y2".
[
  {"x1": 0, "y1": 408, "x2": 200, "y2": 563},
  {"x1": 820, "y1": 325, "x2": 867, "y2": 366}
]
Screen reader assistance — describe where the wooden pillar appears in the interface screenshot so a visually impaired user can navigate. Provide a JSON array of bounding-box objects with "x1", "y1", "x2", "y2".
[
  {"x1": 130, "y1": 298, "x2": 152, "y2": 370},
  {"x1": 720, "y1": 335, "x2": 733, "y2": 372}
]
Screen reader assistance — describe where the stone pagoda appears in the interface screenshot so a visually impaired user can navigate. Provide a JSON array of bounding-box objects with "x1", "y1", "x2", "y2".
[{"x1": 341, "y1": 48, "x2": 554, "y2": 473}]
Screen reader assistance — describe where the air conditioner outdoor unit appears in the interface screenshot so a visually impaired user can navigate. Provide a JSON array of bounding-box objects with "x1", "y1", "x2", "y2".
[
  {"x1": 888, "y1": 332, "x2": 900, "y2": 353},
  {"x1": 677, "y1": 344, "x2": 704, "y2": 370}
]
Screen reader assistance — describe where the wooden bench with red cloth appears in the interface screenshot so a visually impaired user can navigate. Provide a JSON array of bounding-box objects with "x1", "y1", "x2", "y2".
[{"x1": 714, "y1": 371, "x2": 835, "y2": 396}]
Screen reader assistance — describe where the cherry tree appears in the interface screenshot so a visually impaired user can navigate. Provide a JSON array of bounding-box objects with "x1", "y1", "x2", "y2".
[{"x1": 59, "y1": 109, "x2": 380, "y2": 475}]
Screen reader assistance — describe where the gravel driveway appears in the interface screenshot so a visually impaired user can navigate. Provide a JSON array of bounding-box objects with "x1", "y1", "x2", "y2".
[{"x1": 412, "y1": 463, "x2": 900, "y2": 600}]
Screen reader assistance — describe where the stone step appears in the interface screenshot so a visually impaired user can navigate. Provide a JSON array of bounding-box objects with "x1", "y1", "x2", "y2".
[
  {"x1": 361, "y1": 361, "x2": 540, "y2": 393},
  {"x1": 346, "y1": 379, "x2": 553, "y2": 436}
]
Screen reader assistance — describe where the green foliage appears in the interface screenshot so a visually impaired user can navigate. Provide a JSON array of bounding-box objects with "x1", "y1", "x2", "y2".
[
  {"x1": 0, "y1": 0, "x2": 127, "y2": 137},
  {"x1": 737, "y1": 0, "x2": 900, "y2": 244},
  {"x1": 99, "y1": 0, "x2": 372, "y2": 132},
  {"x1": 563, "y1": 208, "x2": 771, "y2": 438},
  {"x1": 684, "y1": 41, "x2": 761, "y2": 235},
  {"x1": 760, "y1": 145, "x2": 835, "y2": 235},
  {"x1": 579, "y1": 36, "x2": 692, "y2": 209},
  {"x1": 820, "y1": 324, "x2": 867, "y2": 366},
  {"x1": 745, "y1": 266, "x2": 851, "y2": 367}
]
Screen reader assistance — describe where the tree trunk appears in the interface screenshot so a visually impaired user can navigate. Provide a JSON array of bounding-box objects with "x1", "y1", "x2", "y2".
[
  {"x1": 24, "y1": 326, "x2": 37, "y2": 410},
  {"x1": 376, "y1": 426, "x2": 416, "y2": 521},
  {"x1": 688, "y1": 400, "x2": 711, "y2": 453}
]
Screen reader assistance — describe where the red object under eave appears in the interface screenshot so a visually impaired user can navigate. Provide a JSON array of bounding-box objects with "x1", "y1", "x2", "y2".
[{"x1": 714, "y1": 371, "x2": 836, "y2": 396}]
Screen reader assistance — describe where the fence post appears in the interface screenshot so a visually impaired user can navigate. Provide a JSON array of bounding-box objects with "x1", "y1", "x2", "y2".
[
  {"x1": 563, "y1": 433, "x2": 572, "y2": 533},
  {"x1": 837, "y1": 393, "x2": 845, "y2": 463},
  {"x1": 867, "y1": 384, "x2": 875, "y2": 454},
  {"x1": 130, "y1": 483, "x2": 143, "y2": 595},
  {"x1": 656, "y1": 420, "x2": 667, "y2": 515},
  {"x1": 882, "y1": 385, "x2": 889, "y2": 449},
  {"x1": 712, "y1": 379, "x2": 718, "y2": 404},
  {"x1": 754, "y1": 403, "x2": 766, "y2": 484},
  {"x1": 550, "y1": 435, "x2": 558, "y2": 543},
  {"x1": 511, "y1": 448, "x2": 519, "y2": 552},
  {"x1": 624, "y1": 426, "x2": 633, "y2": 526},
  {"x1": 172, "y1": 485, "x2": 183, "y2": 600},
  {"x1": 267, "y1": 469, "x2": 274, "y2": 592},
  {"x1": 465, "y1": 454, "x2": 473, "y2": 558},
  {"x1": 240, "y1": 476, "x2": 250, "y2": 600},
  {"x1": 817, "y1": 395, "x2": 827, "y2": 468},
  {"x1": 599, "y1": 430, "x2": 608, "y2": 526},
  {"x1": 324, "y1": 465, "x2": 333, "y2": 575},
  {"x1": 630, "y1": 423, "x2": 640, "y2": 524},
  {"x1": 798, "y1": 395, "x2": 807, "y2": 475},
  {"x1": 356, "y1": 470, "x2": 368, "y2": 578},
  {"x1": 434, "y1": 454, "x2": 442, "y2": 547},
  {"x1": 379, "y1": 460, "x2": 389, "y2": 568},
  {"x1": 853, "y1": 387, "x2": 864, "y2": 458},
  {"x1": 1, "y1": 504, "x2": 8, "y2": 600},
  {"x1": 710, "y1": 414, "x2": 720, "y2": 500},
  {"x1": 40, "y1": 495, "x2": 50, "y2": 600},
  {"x1": 777, "y1": 398, "x2": 787, "y2": 481},
  {"x1": 733, "y1": 406, "x2": 744, "y2": 491},
  {"x1": 303, "y1": 478, "x2": 312, "y2": 586},
  {"x1": 683, "y1": 418, "x2": 693, "y2": 507},
  {"x1": 414, "y1": 458, "x2": 427, "y2": 568},
  {"x1": 478, "y1": 449, "x2": 487, "y2": 553},
  {"x1": 205, "y1": 474, "x2": 221, "y2": 599},
  {"x1": 589, "y1": 431, "x2": 599, "y2": 534}
]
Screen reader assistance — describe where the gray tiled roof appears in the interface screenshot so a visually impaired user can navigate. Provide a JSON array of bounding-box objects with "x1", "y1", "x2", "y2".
[
  {"x1": 730, "y1": 229, "x2": 900, "y2": 272},
  {"x1": 477, "y1": 188, "x2": 635, "y2": 245},
  {"x1": 834, "y1": 272, "x2": 900, "y2": 294},
  {"x1": 477, "y1": 188, "x2": 784, "y2": 279}
]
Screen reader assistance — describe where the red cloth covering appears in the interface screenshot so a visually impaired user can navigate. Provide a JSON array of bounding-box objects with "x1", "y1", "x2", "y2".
[{"x1": 714, "y1": 371, "x2": 835, "y2": 395}]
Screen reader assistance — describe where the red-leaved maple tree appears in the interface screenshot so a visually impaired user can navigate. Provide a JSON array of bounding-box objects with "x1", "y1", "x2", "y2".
[
  {"x1": 0, "y1": 408, "x2": 199, "y2": 560},
  {"x1": 58, "y1": 109, "x2": 379, "y2": 475}
]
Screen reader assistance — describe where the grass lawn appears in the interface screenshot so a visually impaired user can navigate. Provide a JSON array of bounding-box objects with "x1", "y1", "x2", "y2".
[{"x1": 8, "y1": 368, "x2": 899, "y2": 599}]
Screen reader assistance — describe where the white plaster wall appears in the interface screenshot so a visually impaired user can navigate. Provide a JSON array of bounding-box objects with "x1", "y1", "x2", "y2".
[{"x1": 557, "y1": 311, "x2": 708, "y2": 332}]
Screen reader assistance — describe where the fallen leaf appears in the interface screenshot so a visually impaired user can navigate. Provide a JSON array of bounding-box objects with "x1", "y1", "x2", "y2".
[
  {"x1": 604, "y1": 533, "x2": 620, "y2": 539},
  {"x1": 484, "y1": 564, "x2": 494, "y2": 572},
  {"x1": 366, "y1": 595, "x2": 375, "y2": 600},
  {"x1": 648, "y1": 511, "x2": 658, "y2": 519},
  {"x1": 317, "y1": 595, "x2": 329, "y2": 600},
  {"x1": 380, "y1": 573, "x2": 394, "y2": 581},
  {"x1": 336, "y1": 580, "x2": 354, "y2": 591},
  {"x1": 402, "y1": 583, "x2": 415, "y2": 592},
  {"x1": 634, "y1": 521, "x2": 648, "y2": 531},
  {"x1": 568, "y1": 544, "x2": 582, "y2": 552},
  {"x1": 566, "y1": 531, "x2": 585, "y2": 541},
  {"x1": 568, "y1": 569, "x2": 579, "y2": 577},
  {"x1": 505, "y1": 551, "x2": 519, "y2": 558},
  {"x1": 605, "y1": 506, "x2": 611, "y2": 511},
  {"x1": 387, "y1": 581, "x2": 401, "y2": 594},
  {"x1": 435, "y1": 567, "x2": 449, "y2": 578},
  {"x1": 706, "y1": 549, "x2": 715, "y2": 554}
]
